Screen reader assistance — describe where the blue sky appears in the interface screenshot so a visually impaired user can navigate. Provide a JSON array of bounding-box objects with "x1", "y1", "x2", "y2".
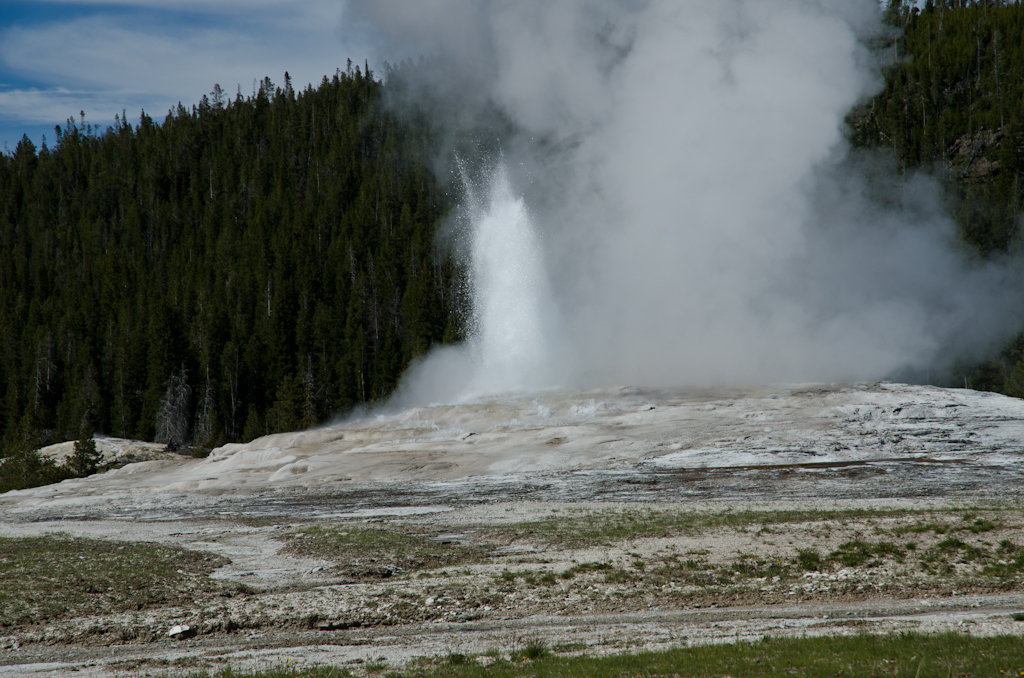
[{"x1": 0, "y1": 0, "x2": 376, "y2": 152}]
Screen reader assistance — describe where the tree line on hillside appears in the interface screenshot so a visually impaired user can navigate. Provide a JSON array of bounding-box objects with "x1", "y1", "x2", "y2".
[
  {"x1": 0, "y1": 61, "x2": 468, "y2": 490},
  {"x1": 854, "y1": 0, "x2": 1024, "y2": 253}
]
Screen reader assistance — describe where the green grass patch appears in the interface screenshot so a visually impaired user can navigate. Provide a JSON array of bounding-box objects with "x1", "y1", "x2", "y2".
[
  {"x1": 796, "y1": 548, "x2": 822, "y2": 571},
  {"x1": 893, "y1": 514, "x2": 1001, "y2": 537},
  {"x1": 283, "y1": 526, "x2": 479, "y2": 580},
  {"x1": 927, "y1": 537, "x2": 988, "y2": 563},
  {"x1": 895, "y1": 521, "x2": 953, "y2": 535},
  {"x1": 981, "y1": 540, "x2": 1024, "y2": 578},
  {"x1": 494, "y1": 567, "x2": 580, "y2": 587},
  {"x1": 161, "y1": 632, "x2": 1024, "y2": 677},
  {"x1": 965, "y1": 517, "x2": 998, "y2": 533},
  {"x1": 830, "y1": 540, "x2": 905, "y2": 567},
  {"x1": 0, "y1": 534, "x2": 238, "y2": 628}
]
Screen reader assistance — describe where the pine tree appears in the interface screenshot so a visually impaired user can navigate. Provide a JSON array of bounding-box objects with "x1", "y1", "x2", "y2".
[{"x1": 69, "y1": 425, "x2": 101, "y2": 477}]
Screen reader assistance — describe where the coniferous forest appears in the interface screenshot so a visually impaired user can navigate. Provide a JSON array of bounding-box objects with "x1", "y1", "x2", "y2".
[
  {"x1": 2, "y1": 1, "x2": 1024, "y2": 490},
  {"x1": 0, "y1": 62, "x2": 465, "y2": 489}
]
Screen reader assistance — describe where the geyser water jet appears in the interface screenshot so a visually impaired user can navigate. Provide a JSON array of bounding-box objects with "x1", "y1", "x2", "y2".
[
  {"x1": 466, "y1": 163, "x2": 554, "y2": 395},
  {"x1": 389, "y1": 161, "x2": 558, "y2": 406}
]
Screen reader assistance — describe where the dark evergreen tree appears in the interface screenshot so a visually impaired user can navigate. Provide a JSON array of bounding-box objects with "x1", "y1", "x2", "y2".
[{"x1": 69, "y1": 425, "x2": 101, "y2": 477}]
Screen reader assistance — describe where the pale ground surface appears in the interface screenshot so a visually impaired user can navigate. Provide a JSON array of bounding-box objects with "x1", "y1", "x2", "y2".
[
  {"x1": 2, "y1": 382, "x2": 1024, "y2": 676},
  {"x1": 36, "y1": 437, "x2": 172, "y2": 469}
]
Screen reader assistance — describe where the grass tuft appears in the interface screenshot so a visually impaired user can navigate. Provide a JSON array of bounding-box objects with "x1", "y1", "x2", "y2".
[{"x1": 796, "y1": 548, "x2": 822, "y2": 571}]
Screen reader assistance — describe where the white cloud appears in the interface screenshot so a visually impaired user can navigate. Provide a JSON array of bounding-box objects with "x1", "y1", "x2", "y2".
[{"x1": 0, "y1": 1, "x2": 369, "y2": 129}]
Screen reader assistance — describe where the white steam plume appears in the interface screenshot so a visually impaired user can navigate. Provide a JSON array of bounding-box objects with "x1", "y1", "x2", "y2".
[{"x1": 361, "y1": 0, "x2": 1024, "y2": 403}]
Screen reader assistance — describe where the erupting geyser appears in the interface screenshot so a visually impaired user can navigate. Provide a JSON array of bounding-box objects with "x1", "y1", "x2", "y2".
[
  {"x1": 466, "y1": 164, "x2": 555, "y2": 396},
  {"x1": 378, "y1": 0, "x2": 1024, "y2": 405},
  {"x1": 388, "y1": 162, "x2": 559, "y2": 407}
]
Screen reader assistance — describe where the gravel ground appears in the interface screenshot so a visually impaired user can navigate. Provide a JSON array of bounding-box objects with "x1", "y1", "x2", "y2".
[{"x1": 3, "y1": 383, "x2": 1024, "y2": 677}]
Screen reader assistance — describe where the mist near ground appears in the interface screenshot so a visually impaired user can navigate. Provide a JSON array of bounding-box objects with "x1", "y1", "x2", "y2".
[{"x1": 352, "y1": 0, "x2": 1024, "y2": 405}]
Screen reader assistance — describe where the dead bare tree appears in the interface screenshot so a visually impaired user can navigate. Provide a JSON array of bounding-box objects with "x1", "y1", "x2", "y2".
[
  {"x1": 193, "y1": 366, "x2": 215, "y2": 450},
  {"x1": 156, "y1": 365, "x2": 192, "y2": 451}
]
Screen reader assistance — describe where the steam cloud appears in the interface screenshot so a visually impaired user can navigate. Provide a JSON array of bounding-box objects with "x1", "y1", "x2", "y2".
[{"x1": 355, "y1": 0, "x2": 1024, "y2": 403}]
